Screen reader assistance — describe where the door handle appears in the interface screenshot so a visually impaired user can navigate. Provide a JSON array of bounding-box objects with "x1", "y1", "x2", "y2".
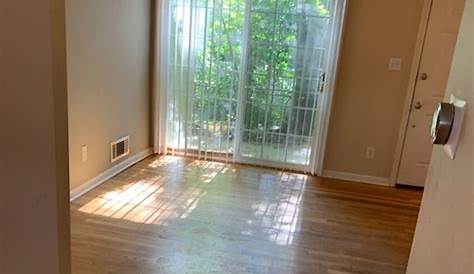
[
  {"x1": 420, "y1": 73, "x2": 428, "y2": 80},
  {"x1": 318, "y1": 72, "x2": 326, "y2": 93}
]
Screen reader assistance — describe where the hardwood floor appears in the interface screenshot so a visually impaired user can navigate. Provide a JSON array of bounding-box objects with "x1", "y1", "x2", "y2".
[{"x1": 71, "y1": 155, "x2": 422, "y2": 274}]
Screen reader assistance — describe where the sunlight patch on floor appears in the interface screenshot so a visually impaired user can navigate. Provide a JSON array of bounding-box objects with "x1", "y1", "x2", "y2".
[
  {"x1": 77, "y1": 158, "x2": 235, "y2": 225},
  {"x1": 243, "y1": 172, "x2": 308, "y2": 246},
  {"x1": 148, "y1": 155, "x2": 181, "y2": 168}
]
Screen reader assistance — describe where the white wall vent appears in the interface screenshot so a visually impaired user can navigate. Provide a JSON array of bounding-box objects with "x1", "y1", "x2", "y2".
[{"x1": 111, "y1": 136, "x2": 130, "y2": 162}]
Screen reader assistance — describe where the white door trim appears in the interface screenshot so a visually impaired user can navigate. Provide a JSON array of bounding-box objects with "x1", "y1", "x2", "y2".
[
  {"x1": 389, "y1": 0, "x2": 433, "y2": 186},
  {"x1": 233, "y1": 0, "x2": 251, "y2": 164}
]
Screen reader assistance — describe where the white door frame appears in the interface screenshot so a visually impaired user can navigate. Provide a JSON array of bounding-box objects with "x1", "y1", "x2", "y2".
[
  {"x1": 232, "y1": 0, "x2": 252, "y2": 165},
  {"x1": 389, "y1": 0, "x2": 434, "y2": 186},
  {"x1": 311, "y1": 0, "x2": 348, "y2": 175},
  {"x1": 152, "y1": 0, "x2": 348, "y2": 175}
]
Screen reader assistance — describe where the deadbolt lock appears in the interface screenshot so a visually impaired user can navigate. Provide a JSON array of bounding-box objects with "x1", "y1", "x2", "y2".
[{"x1": 414, "y1": 101, "x2": 423, "y2": 109}]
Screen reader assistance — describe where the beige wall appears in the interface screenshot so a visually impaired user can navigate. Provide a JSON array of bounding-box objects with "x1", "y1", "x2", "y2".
[
  {"x1": 407, "y1": 1, "x2": 472, "y2": 273},
  {"x1": 66, "y1": 0, "x2": 153, "y2": 190},
  {"x1": 0, "y1": 0, "x2": 71, "y2": 273},
  {"x1": 324, "y1": 0, "x2": 424, "y2": 179}
]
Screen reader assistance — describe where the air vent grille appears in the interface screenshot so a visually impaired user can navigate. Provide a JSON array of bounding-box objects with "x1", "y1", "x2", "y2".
[{"x1": 111, "y1": 136, "x2": 130, "y2": 162}]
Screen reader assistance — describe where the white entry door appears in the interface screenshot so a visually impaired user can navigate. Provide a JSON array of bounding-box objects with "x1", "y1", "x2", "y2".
[{"x1": 397, "y1": 0, "x2": 466, "y2": 187}]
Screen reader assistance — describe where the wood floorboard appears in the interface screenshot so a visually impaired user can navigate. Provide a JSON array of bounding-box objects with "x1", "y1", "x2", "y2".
[{"x1": 71, "y1": 155, "x2": 422, "y2": 274}]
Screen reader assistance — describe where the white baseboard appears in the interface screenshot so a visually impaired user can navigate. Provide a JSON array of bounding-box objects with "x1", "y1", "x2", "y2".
[
  {"x1": 397, "y1": 180, "x2": 425, "y2": 188},
  {"x1": 70, "y1": 148, "x2": 154, "y2": 201},
  {"x1": 321, "y1": 170, "x2": 390, "y2": 186}
]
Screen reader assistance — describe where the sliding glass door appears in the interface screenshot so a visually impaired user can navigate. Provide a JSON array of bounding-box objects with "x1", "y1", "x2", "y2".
[{"x1": 166, "y1": 0, "x2": 340, "y2": 170}]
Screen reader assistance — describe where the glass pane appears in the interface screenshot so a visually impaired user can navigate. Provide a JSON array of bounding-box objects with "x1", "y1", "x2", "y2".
[
  {"x1": 167, "y1": 0, "x2": 245, "y2": 158},
  {"x1": 239, "y1": 0, "x2": 332, "y2": 166}
]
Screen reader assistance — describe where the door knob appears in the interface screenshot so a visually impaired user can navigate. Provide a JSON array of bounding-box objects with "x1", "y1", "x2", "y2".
[
  {"x1": 414, "y1": 101, "x2": 423, "y2": 109},
  {"x1": 431, "y1": 102, "x2": 455, "y2": 145},
  {"x1": 420, "y1": 73, "x2": 428, "y2": 80}
]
